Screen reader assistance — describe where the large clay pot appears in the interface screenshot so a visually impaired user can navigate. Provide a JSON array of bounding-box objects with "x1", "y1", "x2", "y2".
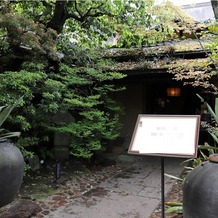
[
  {"x1": 0, "y1": 140, "x2": 24, "y2": 207},
  {"x1": 183, "y1": 154, "x2": 218, "y2": 218}
]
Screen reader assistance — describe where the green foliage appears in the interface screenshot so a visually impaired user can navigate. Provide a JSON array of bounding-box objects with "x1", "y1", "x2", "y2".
[
  {"x1": 49, "y1": 57, "x2": 125, "y2": 158},
  {"x1": 164, "y1": 93, "x2": 218, "y2": 216},
  {"x1": 0, "y1": 0, "x2": 194, "y2": 162},
  {"x1": 165, "y1": 201, "x2": 183, "y2": 214},
  {"x1": 63, "y1": 0, "x2": 177, "y2": 48},
  {"x1": 207, "y1": 23, "x2": 218, "y2": 65},
  {"x1": 197, "y1": 95, "x2": 218, "y2": 148},
  {"x1": 169, "y1": 20, "x2": 218, "y2": 94},
  {"x1": 0, "y1": 28, "x2": 125, "y2": 159},
  {"x1": 0, "y1": 97, "x2": 22, "y2": 140},
  {"x1": 1, "y1": 0, "x2": 188, "y2": 50},
  {"x1": 165, "y1": 205, "x2": 183, "y2": 214},
  {"x1": 0, "y1": 13, "x2": 57, "y2": 59}
]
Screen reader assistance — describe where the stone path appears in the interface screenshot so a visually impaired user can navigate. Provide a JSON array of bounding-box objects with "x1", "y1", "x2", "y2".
[{"x1": 34, "y1": 155, "x2": 185, "y2": 218}]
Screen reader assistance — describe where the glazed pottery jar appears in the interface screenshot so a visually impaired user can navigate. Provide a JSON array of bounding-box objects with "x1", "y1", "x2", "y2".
[
  {"x1": 0, "y1": 140, "x2": 24, "y2": 207},
  {"x1": 183, "y1": 154, "x2": 218, "y2": 218}
]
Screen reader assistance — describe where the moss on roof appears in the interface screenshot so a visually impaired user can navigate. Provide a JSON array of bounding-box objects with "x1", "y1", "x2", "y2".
[
  {"x1": 111, "y1": 57, "x2": 211, "y2": 71},
  {"x1": 100, "y1": 17, "x2": 216, "y2": 72},
  {"x1": 102, "y1": 39, "x2": 212, "y2": 59}
]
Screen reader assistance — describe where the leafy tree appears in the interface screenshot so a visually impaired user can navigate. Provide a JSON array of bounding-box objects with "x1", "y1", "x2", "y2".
[
  {"x1": 0, "y1": 1, "x2": 129, "y2": 161},
  {"x1": 0, "y1": 0, "x2": 193, "y2": 161},
  {"x1": 168, "y1": 22, "x2": 218, "y2": 95}
]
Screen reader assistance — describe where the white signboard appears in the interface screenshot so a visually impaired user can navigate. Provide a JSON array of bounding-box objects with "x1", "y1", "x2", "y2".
[{"x1": 128, "y1": 115, "x2": 200, "y2": 158}]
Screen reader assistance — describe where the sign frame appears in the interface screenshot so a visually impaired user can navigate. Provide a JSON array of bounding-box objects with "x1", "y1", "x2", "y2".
[{"x1": 128, "y1": 114, "x2": 201, "y2": 158}]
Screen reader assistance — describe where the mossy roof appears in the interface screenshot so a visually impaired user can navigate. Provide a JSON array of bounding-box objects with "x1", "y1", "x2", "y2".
[{"x1": 102, "y1": 39, "x2": 214, "y2": 72}]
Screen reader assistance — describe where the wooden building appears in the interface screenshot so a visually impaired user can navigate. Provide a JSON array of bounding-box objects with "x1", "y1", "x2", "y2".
[{"x1": 103, "y1": 38, "x2": 217, "y2": 150}]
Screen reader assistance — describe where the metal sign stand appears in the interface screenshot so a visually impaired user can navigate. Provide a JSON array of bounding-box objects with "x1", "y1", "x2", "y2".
[
  {"x1": 128, "y1": 115, "x2": 200, "y2": 218},
  {"x1": 54, "y1": 159, "x2": 61, "y2": 188},
  {"x1": 161, "y1": 157, "x2": 165, "y2": 218}
]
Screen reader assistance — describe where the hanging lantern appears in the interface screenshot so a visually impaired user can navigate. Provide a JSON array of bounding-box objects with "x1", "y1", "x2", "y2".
[{"x1": 167, "y1": 87, "x2": 181, "y2": 97}]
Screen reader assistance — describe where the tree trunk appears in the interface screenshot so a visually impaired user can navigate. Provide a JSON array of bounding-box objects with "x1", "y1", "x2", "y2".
[
  {"x1": 47, "y1": 1, "x2": 68, "y2": 34},
  {"x1": 211, "y1": 0, "x2": 218, "y2": 20}
]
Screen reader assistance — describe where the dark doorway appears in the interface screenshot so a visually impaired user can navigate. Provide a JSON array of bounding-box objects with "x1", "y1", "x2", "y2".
[{"x1": 148, "y1": 84, "x2": 199, "y2": 115}]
